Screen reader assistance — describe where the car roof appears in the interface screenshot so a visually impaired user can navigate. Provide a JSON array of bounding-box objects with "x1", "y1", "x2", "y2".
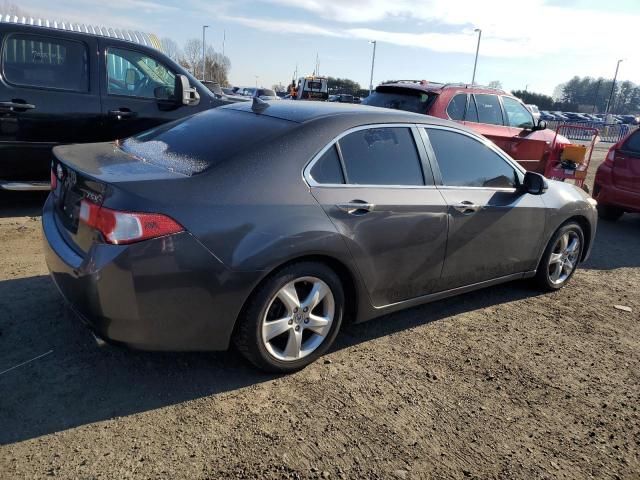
[
  {"x1": 223, "y1": 99, "x2": 458, "y2": 127},
  {"x1": 377, "y1": 80, "x2": 508, "y2": 96}
]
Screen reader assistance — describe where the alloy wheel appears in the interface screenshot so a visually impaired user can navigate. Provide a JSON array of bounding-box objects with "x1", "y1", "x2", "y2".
[
  {"x1": 547, "y1": 231, "x2": 581, "y2": 286},
  {"x1": 261, "y1": 276, "x2": 335, "y2": 362}
]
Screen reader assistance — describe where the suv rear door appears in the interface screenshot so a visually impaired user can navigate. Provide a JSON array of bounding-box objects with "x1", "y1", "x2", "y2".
[
  {"x1": 613, "y1": 130, "x2": 640, "y2": 194},
  {"x1": 0, "y1": 29, "x2": 100, "y2": 188},
  {"x1": 461, "y1": 93, "x2": 513, "y2": 154}
]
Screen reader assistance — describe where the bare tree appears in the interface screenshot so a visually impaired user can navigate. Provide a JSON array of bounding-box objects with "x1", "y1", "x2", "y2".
[
  {"x1": 487, "y1": 80, "x2": 503, "y2": 89},
  {"x1": 181, "y1": 39, "x2": 231, "y2": 85},
  {"x1": 160, "y1": 37, "x2": 181, "y2": 62},
  {"x1": 183, "y1": 38, "x2": 202, "y2": 78}
]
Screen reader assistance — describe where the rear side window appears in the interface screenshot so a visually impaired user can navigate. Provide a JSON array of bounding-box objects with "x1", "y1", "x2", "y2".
[
  {"x1": 338, "y1": 127, "x2": 424, "y2": 186},
  {"x1": 447, "y1": 94, "x2": 467, "y2": 121},
  {"x1": 121, "y1": 109, "x2": 293, "y2": 175},
  {"x1": 622, "y1": 131, "x2": 640, "y2": 154},
  {"x1": 426, "y1": 128, "x2": 517, "y2": 188},
  {"x1": 310, "y1": 145, "x2": 345, "y2": 184},
  {"x1": 2, "y1": 34, "x2": 88, "y2": 92},
  {"x1": 474, "y1": 94, "x2": 504, "y2": 125}
]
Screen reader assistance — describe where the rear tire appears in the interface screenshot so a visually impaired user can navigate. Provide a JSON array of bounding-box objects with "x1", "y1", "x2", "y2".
[
  {"x1": 597, "y1": 204, "x2": 623, "y2": 221},
  {"x1": 534, "y1": 222, "x2": 584, "y2": 291},
  {"x1": 234, "y1": 262, "x2": 344, "y2": 373}
]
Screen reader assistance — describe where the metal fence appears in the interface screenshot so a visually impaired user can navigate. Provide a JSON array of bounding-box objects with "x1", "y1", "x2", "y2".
[{"x1": 545, "y1": 121, "x2": 638, "y2": 143}]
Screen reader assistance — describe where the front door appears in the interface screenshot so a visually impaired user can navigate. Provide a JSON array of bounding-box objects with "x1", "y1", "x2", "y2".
[
  {"x1": 306, "y1": 125, "x2": 448, "y2": 307},
  {"x1": 501, "y1": 96, "x2": 548, "y2": 173},
  {"x1": 423, "y1": 127, "x2": 547, "y2": 290},
  {"x1": 613, "y1": 130, "x2": 640, "y2": 195},
  {"x1": 0, "y1": 31, "x2": 100, "y2": 183}
]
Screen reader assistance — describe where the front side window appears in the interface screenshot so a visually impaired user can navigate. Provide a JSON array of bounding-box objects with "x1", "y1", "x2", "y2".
[
  {"x1": 426, "y1": 128, "x2": 518, "y2": 188},
  {"x1": 446, "y1": 94, "x2": 467, "y2": 121},
  {"x1": 2, "y1": 34, "x2": 88, "y2": 92},
  {"x1": 338, "y1": 127, "x2": 425, "y2": 186},
  {"x1": 474, "y1": 94, "x2": 504, "y2": 126},
  {"x1": 502, "y1": 96, "x2": 535, "y2": 128},
  {"x1": 106, "y1": 48, "x2": 175, "y2": 98}
]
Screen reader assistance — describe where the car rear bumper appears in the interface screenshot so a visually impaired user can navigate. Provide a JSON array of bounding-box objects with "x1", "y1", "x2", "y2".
[
  {"x1": 594, "y1": 175, "x2": 640, "y2": 213},
  {"x1": 42, "y1": 194, "x2": 260, "y2": 351}
]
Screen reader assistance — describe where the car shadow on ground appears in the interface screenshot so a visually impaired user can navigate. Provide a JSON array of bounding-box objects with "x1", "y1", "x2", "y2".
[
  {"x1": 0, "y1": 191, "x2": 48, "y2": 218},
  {"x1": 583, "y1": 213, "x2": 640, "y2": 270},
  {"x1": 0, "y1": 273, "x2": 543, "y2": 445}
]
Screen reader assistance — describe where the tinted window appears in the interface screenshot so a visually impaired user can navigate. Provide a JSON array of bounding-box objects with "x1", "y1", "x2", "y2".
[
  {"x1": 426, "y1": 128, "x2": 517, "y2": 188},
  {"x1": 258, "y1": 89, "x2": 276, "y2": 97},
  {"x1": 310, "y1": 146, "x2": 345, "y2": 184},
  {"x1": 338, "y1": 127, "x2": 424, "y2": 186},
  {"x1": 363, "y1": 89, "x2": 436, "y2": 114},
  {"x1": 466, "y1": 96, "x2": 479, "y2": 122},
  {"x1": 622, "y1": 131, "x2": 640, "y2": 153},
  {"x1": 107, "y1": 48, "x2": 175, "y2": 98},
  {"x1": 121, "y1": 109, "x2": 293, "y2": 175},
  {"x1": 503, "y1": 97, "x2": 534, "y2": 128},
  {"x1": 3, "y1": 34, "x2": 88, "y2": 92},
  {"x1": 474, "y1": 94, "x2": 504, "y2": 125},
  {"x1": 447, "y1": 94, "x2": 467, "y2": 121}
]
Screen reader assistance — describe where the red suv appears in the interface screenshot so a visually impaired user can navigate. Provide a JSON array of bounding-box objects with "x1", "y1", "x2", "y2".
[
  {"x1": 363, "y1": 80, "x2": 567, "y2": 172},
  {"x1": 593, "y1": 128, "x2": 640, "y2": 220}
]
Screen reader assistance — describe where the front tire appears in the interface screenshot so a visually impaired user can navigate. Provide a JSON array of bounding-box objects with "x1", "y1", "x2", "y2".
[
  {"x1": 534, "y1": 222, "x2": 584, "y2": 291},
  {"x1": 234, "y1": 262, "x2": 344, "y2": 373}
]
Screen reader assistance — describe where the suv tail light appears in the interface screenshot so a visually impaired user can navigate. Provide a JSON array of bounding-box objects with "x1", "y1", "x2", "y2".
[
  {"x1": 79, "y1": 199, "x2": 184, "y2": 245},
  {"x1": 604, "y1": 146, "x2": 616, "y2": 167}
]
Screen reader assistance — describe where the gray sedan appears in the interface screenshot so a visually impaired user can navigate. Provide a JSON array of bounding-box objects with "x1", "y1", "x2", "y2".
[{"x1": 43, "y1": 100, "x2": 597, "y2": 372}]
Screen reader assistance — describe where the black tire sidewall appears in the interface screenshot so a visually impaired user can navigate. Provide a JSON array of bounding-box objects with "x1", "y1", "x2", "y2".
[
  {"x1": 236, "y1": 262, "x2": 344, "y2": 373},
  {"x1": 536, "y1": 222, "x2": 584, "y2": 291}
]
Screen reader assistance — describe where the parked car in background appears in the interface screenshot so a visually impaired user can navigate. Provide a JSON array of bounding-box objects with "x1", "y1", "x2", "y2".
[
  {"x1": 527, "y1": 104, "x2": 541, "y2": 122},
  {"x1": 540, "y1": 111, "x2": 557, "y2": 121},
  {"x1": 362, "y1": 80, "x2": 567, "y2": 174},
  {"x1": 328, "y1": 93, "x2": 355, "y2": 103},
  {"x1": 0, "y1": 17, "x2": 228, "y2": 191},
  {"x1": 552, "y1": 112, "x2": 570, "y2": 121},
  {"x1": 593, "y1": 128, "x2": 640, "y2": 220},
  {"x1": 202, "y1": 81, "x2": 248, "y2": 103},
  {"x1": 618, "y1": 114, "x2": 639, "y2": 125},
  {"x1": 238, "y1": 87, "x2": 280, "y2": 100},
  {"x1": 43, "y1": 101, "x2": 597, "y2": 372}
]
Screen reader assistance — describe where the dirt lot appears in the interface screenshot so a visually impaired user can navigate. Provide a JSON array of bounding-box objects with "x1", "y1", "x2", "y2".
[{"x1": 1, "y1": 149, "x2": 639, "y2": 479}]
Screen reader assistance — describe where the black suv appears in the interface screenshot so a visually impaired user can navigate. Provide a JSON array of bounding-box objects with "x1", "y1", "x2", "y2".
[{"x1": 0, "y1": 19, "x2": 229, "y2": 190}]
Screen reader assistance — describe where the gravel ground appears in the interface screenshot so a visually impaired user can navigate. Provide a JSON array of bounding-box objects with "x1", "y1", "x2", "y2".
[{"x1": 1, "y1": 149, "x2": 639, "y2": 479}]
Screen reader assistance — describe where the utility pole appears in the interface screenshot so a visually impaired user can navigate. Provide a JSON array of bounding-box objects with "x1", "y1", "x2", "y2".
[
  {"x1": 202, "y1": 25, "x2": 208, "y2": 81},
  {"x1": 369, "y1": 40, "x2": 377, "y2": 95},
  {"x1": 605, "y1": 59, "x2": 623, "y2": 116},
  {"x1": 471, "y1": 28, "x2": 481, "y2": 85}
]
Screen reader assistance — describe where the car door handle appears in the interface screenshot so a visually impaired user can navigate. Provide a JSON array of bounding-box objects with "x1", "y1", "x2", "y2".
[
  {"x1": 336, "y1": 201, "x2": 375, "y2": 215},
  {"x1": 0, "y1": 101, "x2": 36, "y2": 111},
  {"x1": 109, "y1": 109, "x2": 137, "y2": 119},
  {"x1": 453, "y1": 201, "x2": 481, "y2": 215}
]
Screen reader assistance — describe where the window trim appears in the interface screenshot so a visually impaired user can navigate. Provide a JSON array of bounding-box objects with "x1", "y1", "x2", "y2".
[
  {"x1": 421, "y1": 124, "x2": 525, "y2": 191},
  {"x1": 303, "y1": 123, "x2": 436, "y2": 189},
  {"x1": 104, "y1": 45, "x2": 175, "y2": 100},
  {"x1": 1, "y1": 32, "x2": 91, "y2": 93}
]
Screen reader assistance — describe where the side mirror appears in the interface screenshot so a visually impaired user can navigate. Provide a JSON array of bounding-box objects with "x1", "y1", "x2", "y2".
[
  {"x1": 532, "y1": 119, "x2": 547, "y2": 131},
  {"x1": 174, "y1": 74, "x2": 200, "y2": 106},
  {"x1": 521, "y1": 171, "x2": 548, "y2": 195}
]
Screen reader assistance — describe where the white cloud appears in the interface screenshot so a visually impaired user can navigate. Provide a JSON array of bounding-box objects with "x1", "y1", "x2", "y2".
[{"x1": 220, "y1": 15, "x2": 345, "y2": 37}]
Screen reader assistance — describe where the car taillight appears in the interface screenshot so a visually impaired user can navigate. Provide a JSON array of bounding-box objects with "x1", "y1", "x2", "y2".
[
  {"x1": 604, "y1": 147, "x2": 616, "y2": 167},
  {"x1": 50, "y1": 169, "x2": 57, "y2": 190},
  {"x1": 79, "y1": 199, "x2": 184, "y2": 245}
]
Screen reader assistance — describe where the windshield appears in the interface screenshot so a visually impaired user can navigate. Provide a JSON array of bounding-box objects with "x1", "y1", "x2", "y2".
[{"x1": 363, "y1": 89, "x2": 436, "y2": 114}]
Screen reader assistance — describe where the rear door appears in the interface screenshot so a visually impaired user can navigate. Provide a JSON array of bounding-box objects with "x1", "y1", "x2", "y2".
[
  {"x1": 306, "y1": 125, "x2": 448, "y2": 307},
  {"x1": 98, "y1": 41, "x2": 203, "y2": 140},
  {"x1": 0, "y1": 30, "x2": 100, "y2": 185},
  {"x1": 423, "y1": 126, "x2": 547, "y2": 290},
  {"x1": 501, "y1": 96, "x2": 548, "y2": 173},
  {"x1": 463, "y1": 94, "x2": 512, "y2": 154},
  {"x1": 613, "y1": 130, "x2": 640, "y2": 194}
]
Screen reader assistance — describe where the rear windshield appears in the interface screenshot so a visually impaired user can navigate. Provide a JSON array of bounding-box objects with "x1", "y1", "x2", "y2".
[
  {"x1": 121, "y1": 108, "x2": 293, "y2": 175},
  {"x1": 363, "y1": 88, "x2": 436, "y2": 114}
]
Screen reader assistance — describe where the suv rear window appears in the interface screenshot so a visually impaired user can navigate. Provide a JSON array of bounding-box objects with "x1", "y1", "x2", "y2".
[
  {"x1": 363, "y1": 88, "x2": 436, "y2": 114},
  {"x1": 3, "y1": 34, "x2": 88, "y2": 92},
  {"x1": 121, "y1": 109, "x2": 293, "y2": 175}
]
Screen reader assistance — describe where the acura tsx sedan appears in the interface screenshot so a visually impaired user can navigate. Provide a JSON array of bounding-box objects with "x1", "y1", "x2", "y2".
[{"x1": 43, "y1": 100, "x2": 598, "y2": 372}]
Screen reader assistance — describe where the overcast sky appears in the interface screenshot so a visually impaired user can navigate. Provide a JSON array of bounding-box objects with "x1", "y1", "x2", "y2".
[{"x1": 11, "y1": 0, "x2": 640, "y2": 95}]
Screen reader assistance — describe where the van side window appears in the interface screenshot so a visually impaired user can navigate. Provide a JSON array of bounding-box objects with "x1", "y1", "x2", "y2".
[
  {"x1": 2, "y1": 34, "x2": 89, "y2": 92},
  {"x1": 106, "y1": 48, "x2": 175, "y2": 99}
]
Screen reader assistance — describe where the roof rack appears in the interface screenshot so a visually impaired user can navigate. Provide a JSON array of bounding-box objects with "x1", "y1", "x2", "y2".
[
  {"x1": 0, "y1": 14, "x2": 162, "y2": 51},
  {"x1": 380, "y1": 80, "x2": 505, "y2": 93}
]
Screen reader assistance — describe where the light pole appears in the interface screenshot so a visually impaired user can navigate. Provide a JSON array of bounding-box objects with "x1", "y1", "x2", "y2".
[
  {"x1": 201, "y1": 25, "x2": 208, "y2": 81},
  {"x1": 255, "y1": 75, "x2": 259, "y2": 88},
  {"x1": 369, "y1": 40, "x2": 377, "y2": 95},
  {"x1": 605, "y1": 59, "x2": 623, "y2": 115},
  {"x1": 471, "y1": 28, "x2": 481, "y2": 85}
]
